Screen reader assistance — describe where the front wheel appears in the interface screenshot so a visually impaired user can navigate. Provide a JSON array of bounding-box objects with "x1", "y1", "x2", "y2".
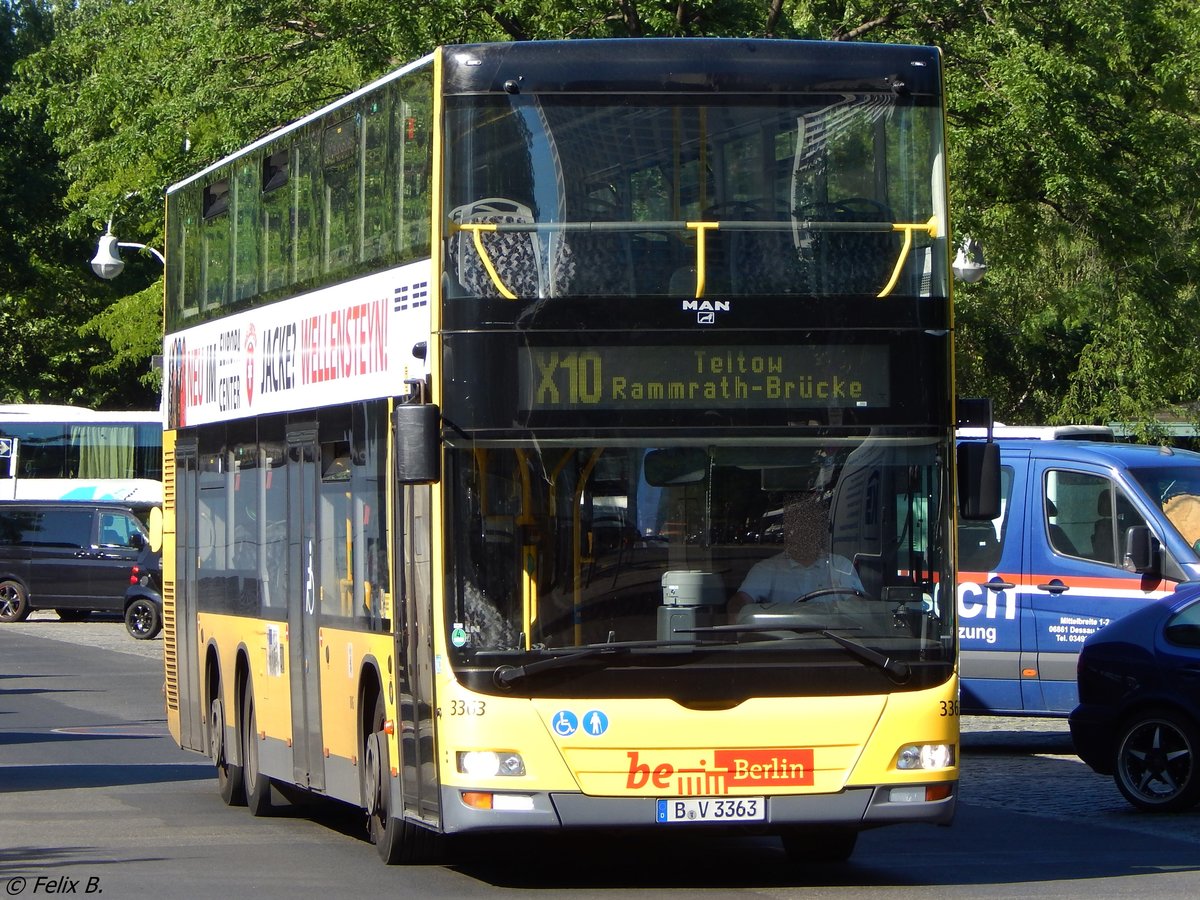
[
  {"x1": 0, "y1": 580, "x2": 31, "y2": 622},
  {"x1": 124, "y1": 598, "x2": 161, "y2": 639},
  {"x1": 1113, "y1": 709, "x2": 1200, "y2": 812},
  {"x1": 363, "y1": 693, "x2": 436, "y2": 864}
]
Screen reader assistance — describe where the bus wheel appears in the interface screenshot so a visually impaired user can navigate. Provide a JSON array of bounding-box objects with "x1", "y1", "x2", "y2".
[
  {"x1": 0, "y1": 580, "x2": 31, "y2": 622},
  {"x1": 211, "y1": 695, "x2": 245, "y2": 806},
  {"x1": 363, "y1": 694, "x2": 431, "y2": 864},
  {"x1": 242, "y1": 679, "x2": 272, "y2": 816},
  {"x1": 780, "y1": 828, "x2": 857, "y2": 863}
]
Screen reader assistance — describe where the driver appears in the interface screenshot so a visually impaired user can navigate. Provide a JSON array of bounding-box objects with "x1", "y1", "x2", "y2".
[{"x1": 728, "y1": 492, "x2": 864, "y2": 621}]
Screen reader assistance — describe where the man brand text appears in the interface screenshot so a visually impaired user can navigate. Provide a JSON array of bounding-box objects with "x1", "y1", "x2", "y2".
[{"x1": 681, "y1": 300, "x2": 730, "y2": 312}]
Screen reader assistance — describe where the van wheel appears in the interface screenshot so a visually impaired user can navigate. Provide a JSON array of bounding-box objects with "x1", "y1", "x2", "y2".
[
  {"x1": 0, "y1": 580, "x2": 31, "y2": 622},
  {"x1": 125, "y1": 598, "x2": 162, "y2": 639},
  {"x1": 56, "y1": 609, "x2": 91, "y2": 622}
]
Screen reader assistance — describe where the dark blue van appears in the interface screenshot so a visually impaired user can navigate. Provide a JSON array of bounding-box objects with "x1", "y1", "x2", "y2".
[{"x1": 956, "y1": 439, "x2": 1200, "y2": 715}]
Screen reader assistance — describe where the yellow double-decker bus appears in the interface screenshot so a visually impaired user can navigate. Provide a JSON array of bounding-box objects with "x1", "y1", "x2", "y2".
[{"x1": 162, "y1": 38, "x2": 990, "y2": 864}]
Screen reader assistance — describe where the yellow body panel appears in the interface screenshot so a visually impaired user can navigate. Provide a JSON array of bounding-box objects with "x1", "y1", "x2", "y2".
[
  {"x1": 198, "y1": 612, "x2": 293, "y2": 739},
  {"x1": 317, "y1": 626, "x2": 396, "y2": 761},
  {"x1": 434, "y1": 676, "x2": 958, "y2": 797}
]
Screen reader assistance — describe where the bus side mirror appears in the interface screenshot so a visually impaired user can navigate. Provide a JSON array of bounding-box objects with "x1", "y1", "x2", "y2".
[
  {"x1": 957, "y1": 441, "x2": 1000, "y2": 520},
  {"x1": 394, "y1": 403, "x2": 441, "y2": 484},
  {"x1": 1123, "y1": 526, "x2": 1158, "y2": 575}
]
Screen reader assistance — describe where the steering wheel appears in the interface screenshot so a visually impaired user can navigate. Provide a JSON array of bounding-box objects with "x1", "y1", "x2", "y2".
[{"x1": 792, "y1": 587, "x2": 871, "y2": 604}]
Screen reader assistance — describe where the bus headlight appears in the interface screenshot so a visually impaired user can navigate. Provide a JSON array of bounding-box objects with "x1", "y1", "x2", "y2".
[
  {"x1": 896, "y1": 743, "x2": 955, "y2": 770},
  {"x1": 457, "y1": 750, "x2": 526, "y2": 778}
]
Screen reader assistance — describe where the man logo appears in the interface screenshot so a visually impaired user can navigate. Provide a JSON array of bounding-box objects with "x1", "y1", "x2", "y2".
[{"x1": 682, "y1": 299, "x2": 729, "y2": 325}]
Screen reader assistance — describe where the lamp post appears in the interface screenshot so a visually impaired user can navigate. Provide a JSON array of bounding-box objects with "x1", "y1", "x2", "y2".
[
  {"x1": 90, "y1": 220, "x2": 164, "y2": 279},
  {"x1": 952, "y1": 236, "x2": 987, "y2": 283}
]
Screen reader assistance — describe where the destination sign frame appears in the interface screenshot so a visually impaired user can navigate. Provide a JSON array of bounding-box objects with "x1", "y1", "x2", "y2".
[{"x1": 517, "y1": 345, "x2": 890, "y2": 413}]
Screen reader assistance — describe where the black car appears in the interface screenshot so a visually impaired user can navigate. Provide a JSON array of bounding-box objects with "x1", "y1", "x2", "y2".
[
  {"x1": 1069, "y1": 587, "x2": 1200, "y2": 812},
  {"x1": 0, "y1": 501, "x2": 156, "y2": 624}
]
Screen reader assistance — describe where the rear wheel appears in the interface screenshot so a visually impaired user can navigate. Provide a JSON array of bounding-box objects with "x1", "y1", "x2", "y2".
[
  {"x1": 0, "y1": 580, "x2": 31, "y2": 622},
  {"x1": 780, "y1": 828, "x2": 858, "y2": 863},
  {"x1": 1114, "y1": 709, "x2": 1200, "y2": 812},
  {"x1": 363, "y1": 693, "x2": 435, "y2": 864},
  {"x1": 211, "y1": 694, "x2": 245, "y2": 806},
  {"x1": 124, "y1": 598, "x2": 161, "y2": 639},
  {"x1": 242, "y1": 679, "x2": 272, "y2": 816}
]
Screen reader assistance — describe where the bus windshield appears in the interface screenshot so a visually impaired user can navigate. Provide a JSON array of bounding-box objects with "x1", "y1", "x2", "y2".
[
  {"x1": 444, "y1": 91, "x2": 946, "y2": 301},
  {"x1": 444, "y1": 435, "x2": 951, "y2": 698}
]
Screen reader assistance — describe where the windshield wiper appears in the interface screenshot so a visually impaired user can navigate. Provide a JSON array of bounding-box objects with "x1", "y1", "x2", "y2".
[
  {"x1": 685, "y1": 623, "x2": 911, "y2": 682},
  {"x1": 492, "y1": 637, "x2": 737, "y2": 688}
]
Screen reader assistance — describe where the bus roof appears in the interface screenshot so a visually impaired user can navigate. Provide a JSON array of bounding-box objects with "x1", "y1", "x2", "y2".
[{"x1": 0, "y1": 404, "x2": 160, "y2": 423}]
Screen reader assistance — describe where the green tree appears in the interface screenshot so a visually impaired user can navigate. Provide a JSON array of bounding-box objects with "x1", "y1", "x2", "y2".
[
  {"x1": 7, "y1": 0, "x2": 1200, "y2": 431},
  {"x1": 1, "y1": 0, "x2": 158, "y2": 408}
]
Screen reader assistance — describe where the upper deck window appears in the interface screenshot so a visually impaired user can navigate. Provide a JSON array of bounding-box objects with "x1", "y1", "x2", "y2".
[{"x1": 443, "y1": 92, "x2": 947, "y2": 302}]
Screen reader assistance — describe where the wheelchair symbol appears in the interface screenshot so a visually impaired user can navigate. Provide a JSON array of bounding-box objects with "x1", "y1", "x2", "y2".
[{"x1": 552, "y1": 710, "x2": 579, "y2": 737}]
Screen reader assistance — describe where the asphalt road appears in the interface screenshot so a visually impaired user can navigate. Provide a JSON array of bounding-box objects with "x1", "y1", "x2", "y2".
[{"x1": 3, "y1": 613, "x2": 1200, "y2": 898}]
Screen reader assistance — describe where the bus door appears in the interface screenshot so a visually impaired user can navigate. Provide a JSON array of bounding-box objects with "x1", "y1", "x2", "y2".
[
  {"x1": 174, "y1": 438, "x2": 204, "y2": 750},
  {"x1": 957, "y1": 450, "x2": 1028, "y2": 713},
  {"x1": 1025, "y1": 461, "x2": 1164, "y2": 712},
  {"x1": 396, "y1": 477, "x2": 439, "y2": 824},
  {"x1": 287, "y1": 427, "x2": 325, "y2": 791}
]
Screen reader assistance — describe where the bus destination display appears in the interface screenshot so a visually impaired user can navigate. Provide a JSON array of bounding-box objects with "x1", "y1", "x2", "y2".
[{"x1": 518, "y1": 345, "x2": 890, "y2": 412}]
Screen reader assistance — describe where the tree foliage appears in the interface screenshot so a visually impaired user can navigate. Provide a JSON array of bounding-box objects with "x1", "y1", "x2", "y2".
[{"x1": 4, "y1": 0, "x2": 1200, "y2": 428}]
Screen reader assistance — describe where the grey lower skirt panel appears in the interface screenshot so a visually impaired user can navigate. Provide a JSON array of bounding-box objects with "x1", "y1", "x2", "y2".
[{"x1": 439, "y1": 784, "x2": 955, "y2": 833}]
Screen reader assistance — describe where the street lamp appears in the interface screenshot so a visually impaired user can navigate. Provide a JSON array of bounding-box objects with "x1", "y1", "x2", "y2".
[
  {"x1": 953, "y1": 236, "x2": 987, "y2": 283},
  {"x1": 90, "y1": 220, "x2": 164, "y2": 280}
]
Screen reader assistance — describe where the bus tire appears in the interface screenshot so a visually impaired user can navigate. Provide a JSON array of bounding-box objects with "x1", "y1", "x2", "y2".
[
  {"x1": 780, "y1": 827, "x2": 857, "y2": 863},
  {"x1": 242, "y1": 678, "x2": 273, "y2": 816},
  {"x1": 0, "y1": 580, "x2": 31, "y2": 622},
  {"x1": 212, "y1": 694, "x2": 246, "y2": 806},
  {"x1": 364, "y1": 693, "x2": 432, "y2": 864}
]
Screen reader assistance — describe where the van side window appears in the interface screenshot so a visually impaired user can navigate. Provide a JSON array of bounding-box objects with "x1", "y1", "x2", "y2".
[
  {"x1": 957, "y1": 466, "x2": 1013, "y2": 572},
  {"x1": 36, "y1": 508, "x2": 92, "y2": 549},
  {"x1": 1044, "y1": 470, "x2": 1147, "y2": 565}
]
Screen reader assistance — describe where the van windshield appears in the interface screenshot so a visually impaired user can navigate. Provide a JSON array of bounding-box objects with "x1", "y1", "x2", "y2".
[{"x1": 1128, "y1": 465, "x2": 1200, "y2": 554}]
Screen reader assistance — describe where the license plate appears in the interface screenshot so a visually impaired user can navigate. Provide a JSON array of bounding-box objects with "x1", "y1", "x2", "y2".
[{"x1": 655, "y1": 797, "x2": 765, "y2": 823}]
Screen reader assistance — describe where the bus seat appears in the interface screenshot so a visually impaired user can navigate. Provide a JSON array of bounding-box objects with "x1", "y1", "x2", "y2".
[
  {"x1": 449, "y1": 198, "x2": 542, "y2": 299},
  {"x1": 732, "y1": 229, "x2": 808, "y2": 295},
  {"x1": 796, "y1": 199, "x2": 899, "y2": 295},
  {"x1": 549, "y1": 228, "x2": 634, "y2": 297}
]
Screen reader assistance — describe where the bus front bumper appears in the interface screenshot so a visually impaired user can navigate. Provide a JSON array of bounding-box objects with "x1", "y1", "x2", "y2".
[{"x1": 439, "y1": 783, "x2": 956, "y2": 834}]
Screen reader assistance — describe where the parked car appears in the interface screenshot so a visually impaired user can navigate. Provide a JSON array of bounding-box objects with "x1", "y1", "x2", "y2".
[
  {"x1": 0, "y1": 501, "x2": 161, "y2": 631},
  {"x1": 1068, "y1": 587, "x2": 1200, "y2": 811},
  {"x1": 124, "y1": 548, "x2": 163, "y2": 640}
]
